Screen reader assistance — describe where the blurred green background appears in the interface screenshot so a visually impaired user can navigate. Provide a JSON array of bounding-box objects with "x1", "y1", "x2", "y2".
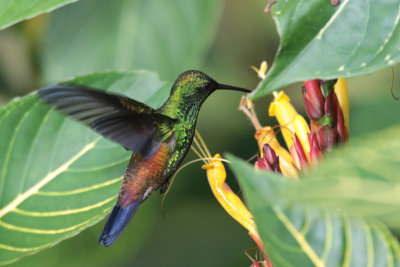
[{"x1": 0, "y1": 0, "x2": 399, "y2": 266}]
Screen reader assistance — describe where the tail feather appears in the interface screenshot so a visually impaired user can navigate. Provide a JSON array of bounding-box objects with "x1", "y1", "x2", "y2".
[{"x1": 98, "y1": 199, "x2": 141, "y2": 247}]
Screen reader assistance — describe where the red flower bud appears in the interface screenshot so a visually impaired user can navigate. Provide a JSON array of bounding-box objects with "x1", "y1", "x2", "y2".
[
  {"x1": 332, "y1": 93, "x2": 348, "y2": 142},
  {"x1": 316, "y1": 125, "x2": 337, "y2": 151},
  {"x1": 303, "y1": 89, "x2": 323, "y2": 120},
  {"x1": 255, "y1": 144, "x2": 281, "y2": 173},
  {"x1": 304, "y1": 80, "x2": 324, "y2": 110},
  {"x1": 335, "y1": 110, "x2": 348, "y2": 142},
  {"x1": 303, "y1": 80, "x2": 324, "y2": 120},
  {"x1": 255, "y1": 156, "x2": 271, "y2": 171},
  {"x1": 324, "y1": 91, "x2": 334, "y2": 118},
  {"x1": 293, "y1": 134, "x2": 308, "y2": 170},
  {"x1": 308, "y1": 133, "x2": 323, "y2": 164}
]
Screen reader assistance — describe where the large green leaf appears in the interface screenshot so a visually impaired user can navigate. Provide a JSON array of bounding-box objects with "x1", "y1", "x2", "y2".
[
  {"x1": 0, "y1": 0, "x2": 77, "y2": 30},
  {"x1": 228, "y1": 155, "x2": 400, "y2": 266},
  {"x1": 41, "y1": 0, "x2": 222, "y2": 83},
  {"x1": 265, "y1": 124, "x2": 400, "y2": 229},
  {"x1": 0, "y1": 70, "x2": 171, "y2": 265},
  {"x1": 251, "y1": 0, "x2": 400, "y2": 99}
]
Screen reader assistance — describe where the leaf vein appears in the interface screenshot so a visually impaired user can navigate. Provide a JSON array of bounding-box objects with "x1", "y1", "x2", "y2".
[
  {"x1": 14, "y1": 194, "x2": 116, "y2": 217},
  {"x1": 321, "y1": 211, "x2": 333, "y2": 261},
  {"x1": 38, "y1": 176, "x2": 122, "y2": 196},
  {"x1": 19, "y1": 106, "x2": 52, "y2": 195},
  {"x1": 0, "y1": 101, "x2": 28, "y2": 204},
  {"x1": 341, "y1": 216, "x2": 351, "y2": 267},
  {"x1": 375, "y1": 3, "x2": 400, "y2": 55},
  {"x1": 364, "y1": 223, "x2": 374, "y2": 267},
  {"x1": 0, "y1": 140, "x2": 99, "y2": 219},
  {"x1": 300, "y1": 206, "x2": 311, "y2": 235},
  {"x1": 0, "y1": 216, "x2": 95, "y2": 234},
  {"x1": 315, "y1": 0, "x2": 350, "y2": 40},
  {"x1": 67, "y1": 156, "x2": 130, "y2": 172},
  {"x1": 272, "y1": 205, "x2": 325, "y2": 267}
]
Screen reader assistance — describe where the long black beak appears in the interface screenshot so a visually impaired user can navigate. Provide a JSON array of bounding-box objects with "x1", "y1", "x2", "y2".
[{"x1": 217, "y1": 83, "x2": 251, "y2": 93}]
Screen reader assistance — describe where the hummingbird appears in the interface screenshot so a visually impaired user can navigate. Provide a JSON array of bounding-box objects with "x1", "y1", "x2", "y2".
[{"x1": 38, "y1": 70, "x2": 250, "y2": 247}]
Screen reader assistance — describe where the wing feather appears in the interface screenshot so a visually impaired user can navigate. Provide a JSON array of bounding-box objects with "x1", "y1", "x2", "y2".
[{"x1": 38, "y1": 85, "x2": 176, "y2": 159}]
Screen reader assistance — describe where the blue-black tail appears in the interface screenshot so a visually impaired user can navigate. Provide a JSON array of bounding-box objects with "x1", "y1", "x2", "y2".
[{"x1": 98, "y1": 199, "x2": 141, "y2": 247}]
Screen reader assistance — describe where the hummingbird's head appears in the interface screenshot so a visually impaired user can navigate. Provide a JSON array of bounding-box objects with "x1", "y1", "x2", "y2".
[
  {"x1": 170, "y1": 70, "x2": 250, "y2": 102},
  {"x1": 160, "y1": 70, "x2": 251, "y2": 119}
]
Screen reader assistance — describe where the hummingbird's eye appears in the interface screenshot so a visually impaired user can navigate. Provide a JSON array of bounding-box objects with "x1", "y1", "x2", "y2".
[{"x1": 201, "y1": 83, "x2": 210, "y2": 90}]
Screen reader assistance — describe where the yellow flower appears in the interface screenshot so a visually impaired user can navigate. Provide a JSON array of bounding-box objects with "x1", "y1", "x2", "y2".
[
  {"x1": 202, "y1": 154, "x2": 259, "y2": 240},
  {"x1": 255, "y1": 127, "x2": 297, "y2": 178},
  {"x1": 268, "y1": 91, "x2": 311, "y2": 158},
  {"x1": 293, "y1": 114, "x2": 311, "y2": 161}
]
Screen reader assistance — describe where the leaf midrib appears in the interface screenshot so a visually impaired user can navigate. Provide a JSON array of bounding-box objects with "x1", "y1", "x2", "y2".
[
  {"x1": 275, "y1": 0, "x2": 351, "y2": 76},
  {"x1": 272, "y1": 205, "x2": 325, "y2": 267},
  {"x1": 0, "y1": 139, "x2": 99, "y2": 219}
]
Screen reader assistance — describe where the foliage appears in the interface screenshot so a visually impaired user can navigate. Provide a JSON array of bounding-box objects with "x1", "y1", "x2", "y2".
[
  {"x1": 0, "y1": 0, "x2": 399, "y2": 266},
  {"x1": 231, "y1": 77, "x2": 400, "y2": 265},
  {"x1": 41, "y1": 0, "x2": 222, "y2": 83},
  {"x1": 0, "y1": 71, "x2": 170, "y2": 265},
  {"x1": 228, "y1": 131, "x2": 400, "y2": 266},
  {"x1": 0, "y1": 0, "x2": 77, "y2": 30},
  {"x1": 0, "y1": 0, "x2": 223, "y2": 265},
  {"x1": 251, "y1": 0, "x2": 400, "y2": 99}
]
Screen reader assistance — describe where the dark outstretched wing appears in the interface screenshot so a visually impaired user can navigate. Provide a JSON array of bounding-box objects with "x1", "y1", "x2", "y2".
[{"x1": 38, "y1": 85, "x2": 176, "y2": 159}]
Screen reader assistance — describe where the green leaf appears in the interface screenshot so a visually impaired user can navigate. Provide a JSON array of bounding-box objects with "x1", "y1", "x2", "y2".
[
  {"x1": 276, "y1": 124, "x2": 400, "y2": 229},
  {"x1": 227, "y1": 155, "x2": 400, "y2": 266},
  {"x1": 0, "y1": 70, "x2": 171, "y2": 265},
  {"x1": 0, "y1": 0, "x2": 77, "y2": 30},
  {"x1": 41, "y1": 0, "x2": 223, "y2": 83},
  {"x1": 251, "y1": 0, "x2": 400, "y2": 99}
]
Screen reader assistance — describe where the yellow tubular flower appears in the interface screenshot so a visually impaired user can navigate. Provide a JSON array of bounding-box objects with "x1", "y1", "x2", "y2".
[
  {"x1": 202, "y1": 154, "x2": 259, "y2": 240},
  {"x1": 268, "y1": 91, "x2": 297, "y2": 150},
  {"x1": 269, "y1": 91, "x2": 311, "y2": 160},
  {"x1": 255, "y1": 127, "x2": 297, "y2": 178},
  {"x1": 293, "y1": 114, "x2": 311, "y2": 161},
  {"x1": 334, "y1": 78, "x2": 349, "y2": 132}
]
